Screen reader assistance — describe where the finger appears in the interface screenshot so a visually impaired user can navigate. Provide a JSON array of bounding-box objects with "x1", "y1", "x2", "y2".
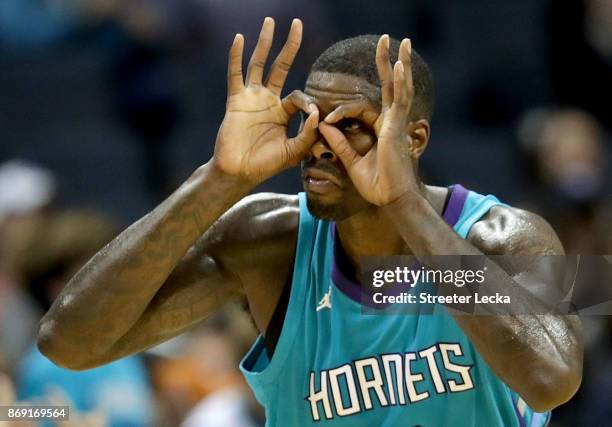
[
  {"x1": 319, "y1": 122, "x2": 361, "y2": 169},
  {"x1": 265, "y1": 18, "x2": 303, "y2": 95},
  {"x1": 227, "y1": 33, "x2": 245, "y2": 96},
  {"x1": 398, "y1": 38, "x2": 414, "y2": 110},
  {"x1": 324, "y1": 103, "x2": 378, "y2": 126},
  {"x1": 325, "y1": 104, "x2": 364, "y2": 124},
  {"x1": 246, "y1": 17, "x2": 275, "y2": 86},
  {"x1": 375, "y1": 34, "x2": 393, "y2": 109},
  {"x1": 286, "y1": 109, "x2": 319, "y2": 164},
  {"x1": 392, "y1": 61, "x2": 410, "y2": 112},
  {"x1": 281, "y1": 89, "x2": 317, "y2": 117}
]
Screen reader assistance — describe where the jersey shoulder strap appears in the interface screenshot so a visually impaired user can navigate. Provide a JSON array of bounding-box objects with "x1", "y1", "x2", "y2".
[{"x1": 452, "y1": 185, "x2": 509, "y2": 237}]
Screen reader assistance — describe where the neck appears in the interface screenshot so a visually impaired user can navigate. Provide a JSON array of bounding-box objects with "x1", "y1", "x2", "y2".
[{"x1": 335, "y1": 185, "x2": 448, "y2": 276}]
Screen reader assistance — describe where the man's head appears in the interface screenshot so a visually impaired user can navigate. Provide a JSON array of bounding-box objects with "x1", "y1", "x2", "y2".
[
  {"x1": 311, "y1": 35, "x2": 434, "y2": 121},
  {"x1": 301, "y1": 35, "x2": 435, "y2": 220}
]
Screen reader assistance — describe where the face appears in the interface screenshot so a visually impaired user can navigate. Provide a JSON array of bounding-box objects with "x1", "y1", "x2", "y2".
[{"x1": 301, "y1": 72, "x2": 382, "y2": 220}]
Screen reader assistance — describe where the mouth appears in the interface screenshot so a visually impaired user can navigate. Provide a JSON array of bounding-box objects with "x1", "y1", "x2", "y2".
[{"x1": 303, "y1": 168, "x2": 342, "y2": 194}]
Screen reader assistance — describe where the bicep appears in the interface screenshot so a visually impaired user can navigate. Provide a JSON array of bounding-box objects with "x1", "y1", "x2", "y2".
[
  {"x1": 139, "y1": 250, "x2": 242, "y2": 335},
  {"x1": 471, "y1": 206, "x2": 582, "y2": 335}
]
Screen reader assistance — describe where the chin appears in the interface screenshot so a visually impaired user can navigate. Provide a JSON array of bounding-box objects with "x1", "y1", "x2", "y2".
[{"x1": 305, "y1": 194, "x2": 351, "y2": 221}]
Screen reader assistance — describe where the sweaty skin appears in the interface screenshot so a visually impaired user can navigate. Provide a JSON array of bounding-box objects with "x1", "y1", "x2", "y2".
[{"x1": 37, "y1": 19, "x2": 582, "y2": 413}]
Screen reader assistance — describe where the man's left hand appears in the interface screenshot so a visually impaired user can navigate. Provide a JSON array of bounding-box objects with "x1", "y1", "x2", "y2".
[{"x1": 318, "y1": 36, "x2": 419, "y2": 206}]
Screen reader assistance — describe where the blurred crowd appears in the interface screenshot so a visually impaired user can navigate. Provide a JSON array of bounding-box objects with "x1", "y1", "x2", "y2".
[
  {"x1": 0, "y1": 160, "x2": 264, "y2": 426},
  {"x1": 0, "y1": 0, "x2": 610, "y2": 426}
]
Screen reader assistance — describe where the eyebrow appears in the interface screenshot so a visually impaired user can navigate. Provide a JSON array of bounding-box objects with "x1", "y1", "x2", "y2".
[
  {"x1": 305, "y1": 83, "x2": 369, "y2": 95},
  {"x1": 305, "y1": 86, "x2": 381, "y2": 109}
]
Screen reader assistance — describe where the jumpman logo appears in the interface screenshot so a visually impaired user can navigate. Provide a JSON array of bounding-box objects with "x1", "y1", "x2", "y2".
[{"x1": 316, "y1": 286, "x2": 332, "y2": 311}]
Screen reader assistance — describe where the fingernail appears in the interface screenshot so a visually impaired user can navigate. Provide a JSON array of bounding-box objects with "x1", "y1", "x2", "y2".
[{"x1": 308, "y1": 103, "x2": 317, "y2": 113}]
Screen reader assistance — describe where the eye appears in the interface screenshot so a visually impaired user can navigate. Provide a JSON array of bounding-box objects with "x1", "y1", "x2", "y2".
[{"x1": 339, "y1": 119, "x2": 362, "y2": 132}]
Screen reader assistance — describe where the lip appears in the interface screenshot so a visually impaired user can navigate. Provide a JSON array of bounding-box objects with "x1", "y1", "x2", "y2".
[{"x1": 303, "y1": 168, "x2": 342, "y2": 187}]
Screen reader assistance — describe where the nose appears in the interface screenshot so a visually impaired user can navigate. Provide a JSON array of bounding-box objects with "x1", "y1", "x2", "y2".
[{"x1": 311, "y1": 139, "x2": 338, "y2": 162}]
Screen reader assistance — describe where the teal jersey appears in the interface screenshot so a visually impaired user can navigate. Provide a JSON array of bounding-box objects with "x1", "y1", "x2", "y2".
[{"x1": 240, "y1": 185, "x2": 551, "y2": 427}]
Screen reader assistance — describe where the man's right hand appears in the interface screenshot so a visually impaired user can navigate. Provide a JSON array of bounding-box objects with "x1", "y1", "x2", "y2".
[
  {"x1": 213, "y1": 18, "x2": 320, "y2": 185},
  {"x1": 38, "y1": 19, "x2": 311, "y2": 371}
]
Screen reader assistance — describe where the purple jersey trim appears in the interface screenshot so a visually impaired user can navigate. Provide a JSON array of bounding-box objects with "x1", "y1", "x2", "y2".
[
  {"x1": 331, "y1": 185, "x2": 469, "y2": 307},
  {"x1": 442, "y1": 184, "x2": 469, "y2": 226},
  {"x1": 512, "y1": 398, "x2": 528, "y2": 427},
  {"x1": 330, "y1": 225, "x2": 378, "y2": 306}
]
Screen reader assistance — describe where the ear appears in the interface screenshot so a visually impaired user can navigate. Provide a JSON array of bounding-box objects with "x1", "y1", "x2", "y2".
[{"x1": 407, "y1": 119, "x2": 430, "y2": 159}]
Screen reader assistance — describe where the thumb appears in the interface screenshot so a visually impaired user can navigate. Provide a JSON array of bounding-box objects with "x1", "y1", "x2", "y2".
[
  {"x1": 286, "y1": 109, "x2": 319, "y2": 164},
  {"x1": 318, "y1": 122, "x2": 361, "y2": 169}
]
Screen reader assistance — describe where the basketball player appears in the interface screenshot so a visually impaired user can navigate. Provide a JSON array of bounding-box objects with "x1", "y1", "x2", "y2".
[{"x1": 37, "y1": 18, "x2": 583, "y2": 426}]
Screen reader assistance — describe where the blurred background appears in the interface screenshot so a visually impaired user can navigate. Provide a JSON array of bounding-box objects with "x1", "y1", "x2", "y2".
[{"x1": 0, "y1": 0, "x2": 611, "y2": 426}]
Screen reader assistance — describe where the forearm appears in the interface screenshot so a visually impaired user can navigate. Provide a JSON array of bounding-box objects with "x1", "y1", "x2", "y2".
[
  {"x1": 383, "y1": 190, "x2": 480, "y2": 256},
  {"x1": 383, "y1": 192, "x2": 582, "y2": 410},
  {"x1": 38, "y1": 162, "x2": 252, "y2": 363}
]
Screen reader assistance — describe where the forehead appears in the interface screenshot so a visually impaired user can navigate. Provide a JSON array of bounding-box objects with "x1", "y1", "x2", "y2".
[{"x1": 305, "y1": 72, "x2": 381, "y2": 114}]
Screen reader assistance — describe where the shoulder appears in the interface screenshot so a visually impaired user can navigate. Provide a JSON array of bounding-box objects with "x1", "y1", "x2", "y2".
[
  {"x1": 195, "y1": 193, "x2": 299, "y2": 274},
  {"x1": 206, "y1": 192, "x2": 299, "y2": 248},
  {"x1": 467, "y1": 205, "x2": 564, "y2": 256},
  {"x1": 228, "y1": 192, "x2": 299, "y2": 232}
]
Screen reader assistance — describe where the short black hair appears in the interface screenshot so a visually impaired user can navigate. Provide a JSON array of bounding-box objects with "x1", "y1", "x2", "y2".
[{"x1": 309, "y1": 35, "x2": 435, "y2": 121}]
